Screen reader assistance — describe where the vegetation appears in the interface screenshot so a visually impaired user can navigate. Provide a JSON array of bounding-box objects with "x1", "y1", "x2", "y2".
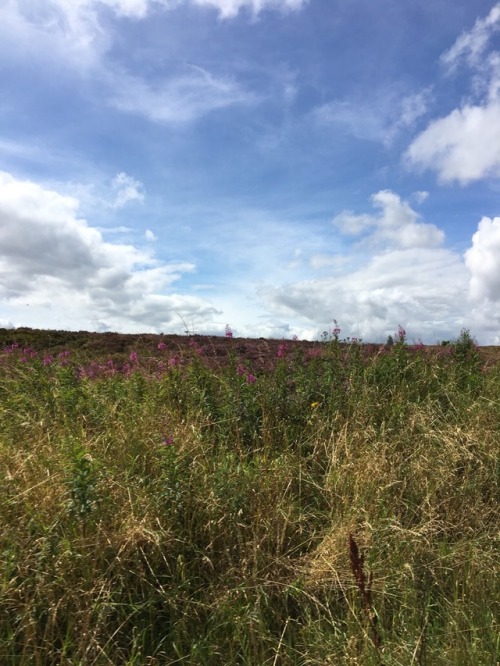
[{"x1": 0, "y1": 327, "x2": 498, "y2": 665}]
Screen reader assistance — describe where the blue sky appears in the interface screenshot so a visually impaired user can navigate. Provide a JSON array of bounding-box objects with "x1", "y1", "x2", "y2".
[{"x1": 1, "y1": 0, "x2": 500, "y2": 343}]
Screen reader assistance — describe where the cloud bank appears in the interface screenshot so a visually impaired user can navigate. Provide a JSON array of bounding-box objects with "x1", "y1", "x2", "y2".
[
  {"x1": 258, "y1": 191, "x2": 500, "y2": 343},
  {"x1": 0, "y1": 171, "x2": 219, "y2": 332}
]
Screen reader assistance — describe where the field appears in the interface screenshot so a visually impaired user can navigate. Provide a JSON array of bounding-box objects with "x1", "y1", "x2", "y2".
[{"x1": 0, "y1": 327, "x2": 498, "y2": 665}]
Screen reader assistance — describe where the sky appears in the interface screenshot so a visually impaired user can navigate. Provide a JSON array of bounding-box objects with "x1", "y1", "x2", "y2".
[{"x1": 1, "y1": 0, "x2": 500, "y2": 343}]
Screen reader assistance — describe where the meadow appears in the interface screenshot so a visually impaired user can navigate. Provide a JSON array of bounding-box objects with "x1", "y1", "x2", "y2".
[{"x1": 0, "y1": 326, "x2": 498, "y2": 665}]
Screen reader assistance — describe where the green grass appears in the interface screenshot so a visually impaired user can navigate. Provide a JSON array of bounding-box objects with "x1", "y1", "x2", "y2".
[{"x1": 0, "y1": 331, "x2": 498, "y2": 664}]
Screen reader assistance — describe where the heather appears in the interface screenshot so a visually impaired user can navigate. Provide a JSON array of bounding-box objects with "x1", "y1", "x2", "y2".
[{"x1": 0, "y1": 328, "x2": 498, "y2": 665}]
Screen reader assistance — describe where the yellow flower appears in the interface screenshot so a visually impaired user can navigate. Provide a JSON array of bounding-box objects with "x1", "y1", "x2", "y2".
[{"x1": 310, "y1": 401, "x2": 320, "y2": 409}]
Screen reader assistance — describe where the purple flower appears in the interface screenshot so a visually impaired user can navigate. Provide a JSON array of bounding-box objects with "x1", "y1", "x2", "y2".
[
  {"x1": 168, "y1": 355, "x2": 180, "y2": 367},
  {"x1": 158, "y1": 341, "x2": 167, "y2": 351},
  {"x1": 277, "y1": 343, "x2": 288, "y2": 358},
  {"x1": 129, "y1": 351, "x2": 138, "y2": 363},
  {"x1": 246, "y1": 373, "x2": 257, "y2": 384},
  {"x1": 43, "y1": 355, "x2": 53, "y2": 366},
  {"x1": 225, "y1": 324, "x2": 233, "y2": 338},
  {"x1": 236, "y1": 364, "x2": 246, "y2": 376},
  {"x1": 162, "y1": 434, "x2": 174, "y2": 446}
]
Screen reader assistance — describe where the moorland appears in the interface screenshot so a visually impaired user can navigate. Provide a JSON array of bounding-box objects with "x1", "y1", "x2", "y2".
[{"x1": 0, "y1": 326, "x2": 498, "y2": 664}]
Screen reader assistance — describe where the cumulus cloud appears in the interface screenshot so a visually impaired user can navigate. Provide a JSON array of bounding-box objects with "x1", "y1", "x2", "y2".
[
  {"x1": 406, "y1": 102, "x2": 500, "y2": 183},
  {"x1": 0, "y1": 171, "x2": 220, "y2": 332},
  {"x1": 332, "y1": 190, "x2": 444, "y2": 249},
  {"x1": 465, "y1": 216, "x2": 500, "y2": 301},
  {"x1": 406, "y1": 5, "x2": 500, "y2": 184}
]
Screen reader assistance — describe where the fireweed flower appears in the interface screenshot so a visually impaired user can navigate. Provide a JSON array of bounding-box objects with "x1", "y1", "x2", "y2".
[
  {"x1": 158, "y1": 341, "x2": 167, "y2": 351},
  {"x1": 189, "y1": 340, "x2": 203, "y2": 355},
  {"x1": 236, "y1": 364, "x2": 246, "y2": 376},
  {"x1": 277, "y1": 343, "x2": 288, "y2": 358},
  {"x1": 43, "y1": 355, "x2": 53, "y2": 366},
  {"x1": 225, "y1": 324, "x2": 233, "y2": 338},
  {"x1": 129, "y1": 351, "x2": 138, "y2": 363},
  {"x1": 58, "y1": 350, "x2": 71, "y2": 366},
  {"x1": 246, "y1": 373, "x2": 257, "y2": 384}
]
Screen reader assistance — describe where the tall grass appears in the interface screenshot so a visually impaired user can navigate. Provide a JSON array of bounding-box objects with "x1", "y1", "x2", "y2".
[{"x1": 0, "y1": 330, "x2": 498, "y2": 664}]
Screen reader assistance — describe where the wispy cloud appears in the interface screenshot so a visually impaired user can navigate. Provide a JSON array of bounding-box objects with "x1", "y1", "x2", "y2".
[
  {"x1": 440, "y1": 3, "x2": 500, "y2": 73},
  {"x1": 314, "y1": 87, "x2": 433, "y2": 145},
  {"x1": 109, "y1": 66, "x2": 256, "y2": 123},
  {"x1": 110, "y1": 172, "x2": 145, "y2": 208},
  {"x1": 191, "y1": 0, "x2": 309, "y2": 19}
]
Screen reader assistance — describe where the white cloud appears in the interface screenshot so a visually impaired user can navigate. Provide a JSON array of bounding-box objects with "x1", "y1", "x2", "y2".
[
  {"x1": 465, "y1": 216, "x2": 500, "y2": 301},
  {"x1": 0, "y1": 171, "x2": 220, "y2": 332},
  {"x1": 441, "y1": 3, "x2": 500, "y2": 72},
  {"x1": 258, "y1": 246, "x2": 468, "y2": 343},
  {"x1": 332, "y1": 190, "x2": 444, "y2": 249},
  {"x1": 145, "y1": 229, "x2": 157, "y2": 241},
  {"x1": 314, "y1": 87, "x2": 432, "y2": 145},
  {"x1": 255, "y1": 192, "x2": 500, "y2": 344},
  {"x1": 110, "y1": 172, "x2": 145, "y2": 208},
  {"x1": 0, "y1": 0, "x2": 281, "y2": 125},
  {"x1": 0, "y1": 0, "x2": 308, "y2": 68},
  {"x1": 411, "y1": 190, "x2": 429, "y2": 204},
  {"x1": 191, "y1": 0, "x2": 308, "y2": 18},
  {"x1": 309, "y1": 253, "x2": 348, "y2": 271},
  {"x1": 109, "y1": 66, "x2": 255, "y2": 123},
  {"x1": 406, "y1": 5, "x2": 500, "y2": 184},
  {"x1": 406, "y1": 102, "x2": 500, "y2": 184}
]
